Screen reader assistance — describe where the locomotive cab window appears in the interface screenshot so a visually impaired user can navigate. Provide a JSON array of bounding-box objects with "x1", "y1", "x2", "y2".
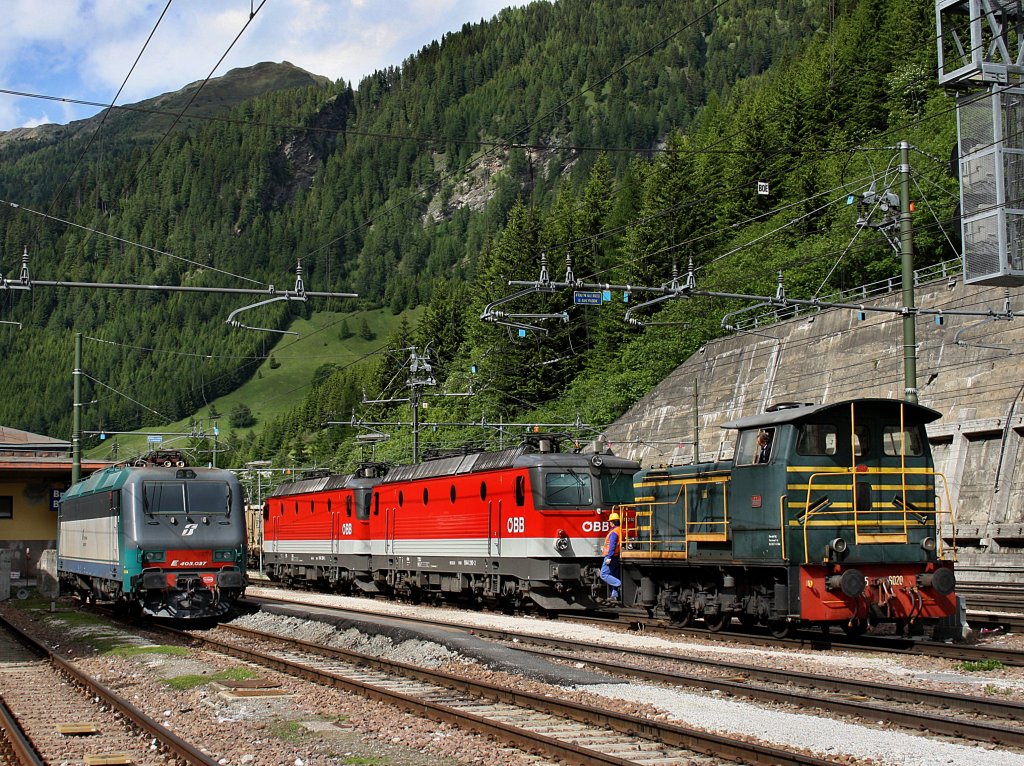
[
  {"x1": 358, "y1": 491, "x2": 371, "y2": 521},
  {"x1": 736, "y1": 428, "x2": 775, "y2": 465},
  {"x1": 796, "y1": 424, "x2": 838, "y2": 455},
  {"x1": 143, "y1": 481, "x2": 230, "y2": 516},
  {"x1": 514, "y1": 475, "x2": 526, "y2": 507},
  {"x1": 853, "y1": 424, "x2": 870, "y2": 457},
  {"x1": 544, "y1": 471, "x2": 593, "y2": 506},
  {"x1": 883, "y1": 425, "x2": 925, "y2": 457},
  {"x1": 601, "y1": 472, "x2": 635, "y2": 505}
]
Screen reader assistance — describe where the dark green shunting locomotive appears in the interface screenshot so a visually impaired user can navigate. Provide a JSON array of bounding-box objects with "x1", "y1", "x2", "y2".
[{"x1": 622, "y1": 398, "x2": 956, "y2": 637}]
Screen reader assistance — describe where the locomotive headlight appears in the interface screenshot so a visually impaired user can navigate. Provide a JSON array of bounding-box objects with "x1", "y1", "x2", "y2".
[
  {"x1": 142, "y1": 550, "x2": 165, "y2": 563},
  {"x1": 213, "y1": 550, "x2": 236, "y2": 562},
  {"x1": 917, "y1": 568, "x2": 956, "y2": 595},
  {"x1": 554, "y1": 529, "x2": 570, "y2": 552},
  {"x1": 829, "y1": 537, "x2": 848, "y2": 556},
  {"x1": 920, "y1": 537, "x2": 937, "y2": 552},
  {"x1": 826, "y1": 568, "x2": 866, "y2": 598}
]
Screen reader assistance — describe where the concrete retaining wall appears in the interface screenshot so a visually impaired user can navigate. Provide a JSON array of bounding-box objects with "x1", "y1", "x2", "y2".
[{"x1": 603, "y1": 273, "x2": 1024, "y2": 582}]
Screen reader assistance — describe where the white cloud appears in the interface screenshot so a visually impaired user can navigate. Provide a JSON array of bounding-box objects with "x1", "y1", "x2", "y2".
[{"x1": 0, "y1": 0, "x2": 523, "y2": 131}]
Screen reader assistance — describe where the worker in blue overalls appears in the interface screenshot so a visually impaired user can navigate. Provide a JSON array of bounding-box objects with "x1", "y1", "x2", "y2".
[{"x1": 600, "y1": 512, "x2": 622, "y2": 601}]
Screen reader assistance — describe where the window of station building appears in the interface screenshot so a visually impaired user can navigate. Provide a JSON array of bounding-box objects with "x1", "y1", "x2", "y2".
[
  {"x1": 449, "y1": 485, "x2": 456, "y2": 504},
  {"x1": 0, "y1": 496, "x2": 11, "y2": 519},
  {"x1": 514, "y1": 475, "x2": 526, "y2": 507},
  {"x1": 883, "y1": 425, "x2": 925, "y2": 457},
  {"x1": 796, "y1": 424, "x2": 838, "y2": 456},
  {"x1": 544, "y1": 471, "x2": 593, "y2": 506}
]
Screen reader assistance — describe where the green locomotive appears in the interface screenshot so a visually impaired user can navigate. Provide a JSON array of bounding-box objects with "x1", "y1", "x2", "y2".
[{"x1": 622, "y1": 398, "x2": 957, "y2": 637}]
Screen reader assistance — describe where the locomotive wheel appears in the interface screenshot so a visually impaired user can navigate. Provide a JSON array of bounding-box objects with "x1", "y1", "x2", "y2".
[
  {"x1": 768, "y1": 620, "x2": 796, "y2": 639},
  {"x1": 705, "y1": 612, "x2": 730, "y2": 632},
  {"x1": 671, "y1": 608, "x2": 694, "y2": 628}
]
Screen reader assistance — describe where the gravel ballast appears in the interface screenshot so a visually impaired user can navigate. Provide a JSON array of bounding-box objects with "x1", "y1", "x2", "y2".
[{"x1": 245, "y1": 587, "x2": 1024, "y2": 766}]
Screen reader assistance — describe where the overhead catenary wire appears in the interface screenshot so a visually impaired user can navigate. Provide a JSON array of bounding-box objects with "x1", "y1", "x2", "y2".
[
  {"x1": 6, "y1": 2, "x2": 999, "y2": 452},
  {"x1": 48, "y1": 0, "x2": 176, "y2": 213}
]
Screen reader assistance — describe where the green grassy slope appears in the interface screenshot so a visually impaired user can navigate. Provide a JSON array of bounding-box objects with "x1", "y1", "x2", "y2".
[{"x1": 86, "y1": 306, "x2": 422, "y2": 462}]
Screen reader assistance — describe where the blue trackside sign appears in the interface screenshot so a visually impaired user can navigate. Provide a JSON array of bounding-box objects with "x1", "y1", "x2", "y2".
[{"x1": 574, "y1": 291, "x2": 603, "y2": 305}]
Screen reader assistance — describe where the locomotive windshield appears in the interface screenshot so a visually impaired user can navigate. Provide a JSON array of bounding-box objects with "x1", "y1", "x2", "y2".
[
  {"x1": 143, "y1": 481, "x2": 231, "y2": 516},
  {"x1": 600, "y1": 471, "x2": 635, "y2": 505},
  {"x1": 544, "y1": 470, "x2": 593, "y2": 506},
  {"x1": 883, "y1": 425, "x2": 925, "y2": 456}
]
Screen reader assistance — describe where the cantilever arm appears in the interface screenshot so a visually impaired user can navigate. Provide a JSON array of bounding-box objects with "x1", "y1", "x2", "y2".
[
  {"x1": 624, "y1": 292, "x2": 690, "y2": 327},
  {"x1": 481, "y1": 284, "x2": 565, "y2": 334},
  {"x1": 225, "y1": 261, "x2": 312, "y2": 335},
  {"x1": 225, "y1": 293, "x2": 305, "y2": 335}
]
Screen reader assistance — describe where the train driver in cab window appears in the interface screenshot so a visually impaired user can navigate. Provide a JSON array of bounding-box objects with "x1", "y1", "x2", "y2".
[
  {"x1": 736, "y1": 428, "x2": 775, "y2": 465},
  {"x1": 755, "y1": 429, "x2": 773, "y2": 463}
]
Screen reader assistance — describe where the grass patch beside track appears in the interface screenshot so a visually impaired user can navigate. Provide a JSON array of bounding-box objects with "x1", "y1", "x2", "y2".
[{"x1": 163, "y1": 665, "x2": 259, "y2": 690}]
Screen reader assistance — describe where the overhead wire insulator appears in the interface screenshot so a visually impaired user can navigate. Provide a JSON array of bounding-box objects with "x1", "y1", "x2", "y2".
[{"x1": 19, "y1": 246, "x2": 30, "y2": 286}]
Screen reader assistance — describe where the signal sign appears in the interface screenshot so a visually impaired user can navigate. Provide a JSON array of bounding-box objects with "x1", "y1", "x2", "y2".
[{"x1": 574, "y1": 291, "x2": 603, "y2": 305}]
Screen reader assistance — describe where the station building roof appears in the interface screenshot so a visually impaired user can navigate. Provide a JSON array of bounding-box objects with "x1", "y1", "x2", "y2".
[{"x1": 0, "y1": 426, "x2": 111, "y2": 481}]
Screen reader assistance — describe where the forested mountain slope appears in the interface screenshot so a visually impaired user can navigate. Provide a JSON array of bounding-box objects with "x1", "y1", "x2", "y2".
[{"x1": 0, "y1": 0, "x2": 956, "y2": 470}]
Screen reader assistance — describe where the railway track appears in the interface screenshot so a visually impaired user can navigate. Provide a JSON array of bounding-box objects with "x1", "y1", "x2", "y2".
[
  {"x1": 572, "y1": 616, "x2": 1024, "y2": 667},
  {"x1": 0, "y1": 614, "x2": 219, "y2": 766},
  {"x1": 242, "y1": 592, "x2": 1024, "y2": 750},
  {"x1": 959, "y1": 583, "x2": 1024, "y2": 632},
  {"x1": 245, "y1": 589, "x2": 1024, "y2": 667},
  {"x1": 178, "y1": 621, "x2": 843, "y2": 766}
]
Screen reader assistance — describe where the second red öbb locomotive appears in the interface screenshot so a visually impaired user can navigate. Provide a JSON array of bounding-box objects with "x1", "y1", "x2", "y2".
[{"x1": 263, "y1": 434, "x2": 639, "y2": 610}]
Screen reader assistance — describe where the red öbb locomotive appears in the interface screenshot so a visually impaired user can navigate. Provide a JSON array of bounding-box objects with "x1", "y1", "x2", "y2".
[{"x1": 263, "y1": 435, "x2": 639, "y2": 609}]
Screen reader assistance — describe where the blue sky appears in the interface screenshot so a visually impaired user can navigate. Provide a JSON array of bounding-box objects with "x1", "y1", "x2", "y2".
[{"x1": 0, "y1": 0, "x2": 524, "y2": 132}]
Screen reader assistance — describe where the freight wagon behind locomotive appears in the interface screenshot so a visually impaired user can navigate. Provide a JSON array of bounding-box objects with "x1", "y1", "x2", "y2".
[
  {"x1": 262, "y1": 436, "x2": 640, "y2": 609},
  {"x1": 58, "y1": 464, "x2": 247, "y2": 619},
  {"x1": 621, "y1": 399, "x2": 957, "y2": 636}
]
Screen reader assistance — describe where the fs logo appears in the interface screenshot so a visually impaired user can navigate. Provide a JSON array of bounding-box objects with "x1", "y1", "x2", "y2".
[{"x1": 181, "y1": 523, "x2": 199, "y2": 537}]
